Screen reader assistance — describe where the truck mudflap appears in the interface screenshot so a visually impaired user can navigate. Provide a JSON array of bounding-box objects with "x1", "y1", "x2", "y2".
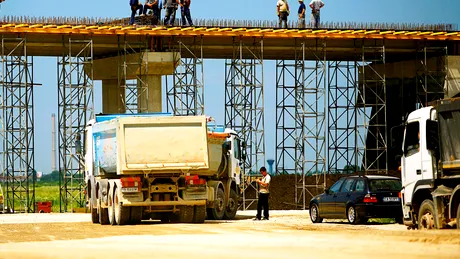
[{"x1": 122, "y1": 199, "x2": 206, "y2": 207}]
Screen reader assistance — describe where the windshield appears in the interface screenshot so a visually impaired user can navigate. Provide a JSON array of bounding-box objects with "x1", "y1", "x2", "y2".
[{"x1": 369, "y1": 179, "x2": 402, "y2": 192}]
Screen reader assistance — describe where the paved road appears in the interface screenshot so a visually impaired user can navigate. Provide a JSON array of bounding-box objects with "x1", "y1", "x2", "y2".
[{"x1": 0, "y1": 211, "x2": 459, "y2": 259}]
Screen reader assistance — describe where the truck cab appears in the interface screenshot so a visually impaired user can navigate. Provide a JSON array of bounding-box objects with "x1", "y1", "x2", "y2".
[
  {"x1": 400, "y1": 107, "x2": 436, "y2": 227},
  {"x1": 399, "y1": 98, "x2": 460, "y2": 229}
]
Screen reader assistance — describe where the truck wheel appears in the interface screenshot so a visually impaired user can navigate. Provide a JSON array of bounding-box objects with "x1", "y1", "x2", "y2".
[
  {"x1": 98, "y1": 189, "x2": 109, "y2": 225},
  {"x1": 223, "y1": 189, "x2": 238, "y2": 220},
  {"x1": 347, "y1": 205, "x2": 361, "y2": 224},
  {"x1": 129, "y1": 207, "x2": 143, "y2": 225},
  {"x1": 456, "y1": 203, "x2": 460, "y2": 229},
  {"x1": 310, "y1": 203, "x2": 323, "y2": 223},
  {"x1": 418, "y1": 200, "x2": 436, "y2": 230},
  {"x1": 90, "y1": 199, "x2": 99, "y2": 224},
  {"x1": 108, "y1": 187, "x2": 115, "y2": 225},
  {"x1": 193, "y1": 205, "x2": 206, "y2": 223},
  {"x1": 207, "y1": 188, "x2": 225, "y2": 220},
  {"x1": 114, "y1": 187, "x2": 130, "y2": 226},
  {"x1": 177, "y1": 206, "x2": 194, "y2": 223}
]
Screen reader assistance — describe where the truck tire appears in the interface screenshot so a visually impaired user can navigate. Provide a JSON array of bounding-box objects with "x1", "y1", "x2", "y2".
[
  {"x1": 98, "y1": 188, "x2": 110, "y2": 225},
  {"x1": 114, "y1": 187, "x2": 130, "y2": 225},
  {"x1": 193, "y1": 205, "x2": 206, "y2": 223},
  {"x1": 178, "y1": 206, "x2": 194, "y2": 223},
  {"x1": 456, "y1": 203, "x2": 460, "y2": 230},
  {"x1": 108, "y1": 187, "x2": 115, "y2": 225},
  {"x1": 129, "y1": 207, "x2": 143, "y2": 225},
  {"x1": 418, "y1": 200, "x2": 436, "y2": 230},
  {"x1": 90, "y1": 199, "x2": 99, "y2": 224},
  {"x1": 223, "y1": 189, "x2": 238, "y2": 220},
  {"x1": 207, "y1": 188, "x2": 225, "y2": 220}
]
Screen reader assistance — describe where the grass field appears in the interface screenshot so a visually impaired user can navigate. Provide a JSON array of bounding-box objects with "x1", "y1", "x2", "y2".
[{"x1": 35, "y1": 182, "x2": 61, "y2": 212}]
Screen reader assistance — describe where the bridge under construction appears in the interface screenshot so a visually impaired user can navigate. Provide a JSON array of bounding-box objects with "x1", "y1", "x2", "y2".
[{"x1": 1, "y1": 17, "x2": 460, "y2": 213}]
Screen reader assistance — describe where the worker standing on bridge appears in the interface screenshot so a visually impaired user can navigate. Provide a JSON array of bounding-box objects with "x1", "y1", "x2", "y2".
[
  {"x1": 129, "y1": 0, "x2": 144, "y2": 25},
  {"x1": 298, "y1": 0, "x2": 306, "y2": 28},
  {"x1": 309, "y1": 0, "x2": 324, "y2": 28},
  {"x1": 179, "y1": 0, "x2": 193, "y2": 26},
  {"x1": 254, "y1": 167, "x2": 271, "y2": 221},
  {"x1": 163, "y1": 0, "x2": 179, "y2": 26},
  {"x1": 277, "y1": 0, "x2": 290, "y2": 29},
  {"x1": 143, "y1": 0, "x2": 160, "y2": 25}
]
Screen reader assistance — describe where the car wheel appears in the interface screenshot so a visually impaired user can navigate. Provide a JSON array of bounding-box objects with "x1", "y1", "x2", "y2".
[
  {"x1": 347, "y1": 205, "x2": 360, "y2": 224},
  {"x1": 310, "y1": 203, "x2": 323, "y2": 223},
  {"x1": 418, "y1": 200, "x2": 436, "y2": 230}
]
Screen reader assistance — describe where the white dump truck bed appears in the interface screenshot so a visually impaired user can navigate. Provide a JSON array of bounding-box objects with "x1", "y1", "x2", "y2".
[{"x1": 92, "y1": 115, "x2": 212, "y2": 174}]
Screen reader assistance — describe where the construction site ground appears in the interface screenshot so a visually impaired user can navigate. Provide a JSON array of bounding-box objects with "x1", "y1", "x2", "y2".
[{"x1": 0, "y1": 210, "x2": 459, "y2": 259}]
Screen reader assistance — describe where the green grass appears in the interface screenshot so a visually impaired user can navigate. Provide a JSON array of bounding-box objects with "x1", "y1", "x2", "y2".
[
  {"x1": 368, "y1": 218, "x2": 397, "y2": 224},
  {"x1": 34, "y1": 182, "x2": 61, "y2": 212}
]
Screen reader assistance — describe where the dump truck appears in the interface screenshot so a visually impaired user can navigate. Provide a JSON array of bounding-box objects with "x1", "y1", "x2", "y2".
[
  {"x1": 84, "y1": 114, "x2": 246, "y2": 225},
  {"x1": 397, "y1": 98, "x2": 460, "y2": 229}
]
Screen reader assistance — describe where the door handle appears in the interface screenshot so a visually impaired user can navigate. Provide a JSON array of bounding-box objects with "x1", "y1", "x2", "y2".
[{"x1": 416, "y1": 169, "x2": 422, "y2": 175}]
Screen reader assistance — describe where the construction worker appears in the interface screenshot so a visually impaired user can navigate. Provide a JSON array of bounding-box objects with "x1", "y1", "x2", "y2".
[
  {"x1": 179, "y1": 0, "x2": 193, "y2": 26},
  {"x1": 143, "y1": 0, "x2": 160, "y2": 25},
  {"x1": 298, "y1": 0, "x2": 306, "y2": 28},
  {"x1": 277, "y1": 0, "x2": 290, "y2": 29},
  {"x1": 129, "y1": 0, "x2": 144, "y2": 25},
  {"x1": 254, "y1": 167, "x2": 271, "y2": 221},
  {"x1": 309, "y1": 0, "x2": 324, "y2": 28},
  {"x1": 163, "y1": 0, "x2": 179, "y2": 26}
]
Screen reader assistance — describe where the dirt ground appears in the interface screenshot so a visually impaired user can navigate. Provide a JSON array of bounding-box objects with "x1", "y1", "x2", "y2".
[{"x1": 0, "y1": 210, "x2": 459, "y2": 259}]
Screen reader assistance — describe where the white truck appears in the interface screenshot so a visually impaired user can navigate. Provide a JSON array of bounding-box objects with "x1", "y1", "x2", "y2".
[
  {"x1": 398, "y1": 98, "x2": 460, "y2": 229},
  {"x1": 84, "y1": 114, "x2": 246, "y2": 225}
]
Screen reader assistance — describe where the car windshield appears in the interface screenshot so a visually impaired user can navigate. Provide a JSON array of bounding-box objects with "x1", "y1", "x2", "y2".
[{"x1": 369, "y1": 179, "x2": 402, "y2": 192}]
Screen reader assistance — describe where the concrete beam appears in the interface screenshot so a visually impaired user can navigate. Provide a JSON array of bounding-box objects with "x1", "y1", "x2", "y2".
[{"x1": 91, "y1": 52, "x2": 180, "y2": 80}]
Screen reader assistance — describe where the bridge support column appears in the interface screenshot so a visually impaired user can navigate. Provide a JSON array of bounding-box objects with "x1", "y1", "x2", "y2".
[
  {"x1": 102, "y1": 79, "x2": 125, "y2": 114},
  {"x1": 92, "y1": 52, "x2": 179, "y2": 114}
]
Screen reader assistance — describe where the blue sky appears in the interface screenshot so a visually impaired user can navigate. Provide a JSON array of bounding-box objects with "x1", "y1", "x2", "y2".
[{"x1": 1, "y1": 0, "x2": 459, "y2": 173}]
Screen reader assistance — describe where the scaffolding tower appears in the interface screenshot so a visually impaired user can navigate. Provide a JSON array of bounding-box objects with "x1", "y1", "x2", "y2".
[
  {"x1": 296, "y1": 40, "x2": 327, "y2": 209},
  {"x1": 416, "y1": 46, "x2": 448, "y2": 107},
  {"x1": 58, "y1": 37, "x2": 94, "y2": 212},
  {"x1": 167, "y1": 37, "x2": 204, "y2": 116},
  {"x1": 356, "y1": 44, "x2": 387, "y2": 174},
  {"x1": 1, "y1": 37, "x2": 35, "y2": 213},
  {"x1": 119, "y1": 37, "x2": 148, "y2": 114},
  {"x1": 225, "y1": 37, "x2": 265, "y2": 210},
  {"x1": 328, "y1": 60, "x2": 358, "y2": 174}
]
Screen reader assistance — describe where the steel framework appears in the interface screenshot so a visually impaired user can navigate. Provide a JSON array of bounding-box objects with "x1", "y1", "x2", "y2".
[
  {"x1": 1, "y1": 37, "x2": 35, "y2": 213},
  {"x1": 119, "y1": 37, "x2": 148, "y2": 114},
  {"x1": 416, "y1": 46, "x2": 448, "y2": 107},
  {"x1": 297, "y1": 40, "x2": 327, "y2": 209},
  {"x1": 58, "y1": 37, "x2": 94, "y2": 212},
  {"x1": 275, "y1": 39, "x2": 327, "y2": 209},
  {"x1": 356, "y1": 44, "x2": 387, "y2": 174},
  {"x1": 167, "y1": 37, "x2": 204, "y2": 116},
  {"x1": 225, "y1": 37, "x2": 265, "y2": 210},
  {"x1": 328, "y1": 60, "x2": 358, "y2": 174}
]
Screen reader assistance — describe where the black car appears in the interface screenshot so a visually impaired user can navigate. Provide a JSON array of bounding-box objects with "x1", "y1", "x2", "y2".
[{"x1": 309, "y1": 175, "x2": 403, "y2": 224}]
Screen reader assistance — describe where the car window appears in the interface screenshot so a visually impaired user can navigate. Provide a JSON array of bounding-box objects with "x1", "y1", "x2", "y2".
[
  {"x1": 369, "y1": 179, "x2": 402, "y2": 192},
  {"x1": 329, "y1": 178, "x2": 345, "y2": 194},
  {"x1": 354, "y1": 179, "x2": 365, "y2": 192},
  {"x1": 340, "y1": 179, "x2": 355, "y2": 193}
]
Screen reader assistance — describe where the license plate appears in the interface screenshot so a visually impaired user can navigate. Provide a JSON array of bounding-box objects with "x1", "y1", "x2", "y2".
[
  {"x1": 121, "y1": 187, "x2": 139, "y2": 193},
  {"x1": 383, "y1": 197, "x2": 399, "y2": 202}
]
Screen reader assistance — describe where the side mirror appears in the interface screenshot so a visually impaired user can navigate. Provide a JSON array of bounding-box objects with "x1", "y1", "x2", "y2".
[
  {"x1": 390, "y1": 124, "x2": 405, "y2": 156},
  {"x1": 426, "y1": 120, "x2": 439, "y2": 152},
  {"x1": 324, "y1": 188, "x2": 329, "y2": 195}
]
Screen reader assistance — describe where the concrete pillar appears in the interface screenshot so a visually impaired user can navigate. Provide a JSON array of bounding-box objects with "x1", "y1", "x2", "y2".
[
  {"x1": 138, "y1": 75, "x2": 162, "y2": 113},
  {"x1": 102, "y1": 79, "x2": 126, "y2": 114},
  {"x1": 89, "y1": 52, "x2": 179, "y2": 114}
]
